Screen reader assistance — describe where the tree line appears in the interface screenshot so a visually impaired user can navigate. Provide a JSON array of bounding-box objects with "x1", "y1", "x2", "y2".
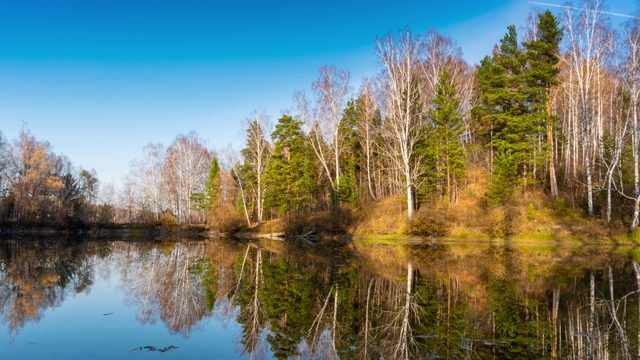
[
  {"x1": 0, "y1": 128, "x2": 105, "y2": 225},
  {"x1": 3, "y1": 0, "x2": 640, "y2": 232}
]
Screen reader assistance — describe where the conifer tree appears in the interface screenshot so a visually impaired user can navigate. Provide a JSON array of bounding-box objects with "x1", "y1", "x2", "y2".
[
  {"x1": 477, "y1": 25, "x2": 535, "y2": 204},
  {"x1": 204, "y1": 156, "x2": 221, "y2": 209},
  {"x1": 264, "y1": 115, "x2": 314, "y2": 217},
  {"x1": 428, "y1": 70, "x2": 466, "y2": 206},
  {"x1": 523, "y1": 10, "x2": 563, "y2": 198},
  {"x1": 338, "y1": 100, "x2": 362, "y2": 206}
]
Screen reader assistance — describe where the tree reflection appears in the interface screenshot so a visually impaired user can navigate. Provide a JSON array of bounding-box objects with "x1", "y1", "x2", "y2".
[
  {"x1": 0, "y1": 240, "x2": 95, "y2": 339},
  {"x1": 120, "y1": 242, "x2": 209, "y2": 337},
  {"x1": 235, "y1": 245, "x2": 268, "y2": 359},
  {"x1": 3, "y1": 238, "x2": 640, "y2": 359}
]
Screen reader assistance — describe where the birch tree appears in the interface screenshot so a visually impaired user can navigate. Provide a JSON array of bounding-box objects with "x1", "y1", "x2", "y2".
[
  {"x1": 563, "y1": 0, "x2": 612, "y2": 216},
  {"x1": 377, "y1": 30, "x2": 426, "y2": 219},
  {"x1": 621, "y1": 14, "x2": 640, "y2": 229},
  {"x1": 241, "y1": 112, "x2": 271, "y2": 224},
  {"x1": 309, "y1": 65, "x2": 351, "y2": 198},
  {"x1": 161, "y1": 132, "x2": 211, "y2": 224},
  {"x1": 143, "y1": 143, "x2": 164, "y2": 221},
  {"x1": 6, "y1": 129, "x2": 64, "y2": 222},
  {"x1": 355, "y1": 79, "x2": 381, "y2": 200}
]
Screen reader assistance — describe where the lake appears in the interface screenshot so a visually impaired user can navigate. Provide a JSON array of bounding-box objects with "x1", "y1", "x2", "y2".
[{"x1": 1, "y1": 237, "x2": 639, "y2": 359}]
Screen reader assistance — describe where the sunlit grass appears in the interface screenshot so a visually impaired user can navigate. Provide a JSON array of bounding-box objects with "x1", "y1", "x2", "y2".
[{"x1": 355, "y1": 238, "x2": 406, "y2": 246}]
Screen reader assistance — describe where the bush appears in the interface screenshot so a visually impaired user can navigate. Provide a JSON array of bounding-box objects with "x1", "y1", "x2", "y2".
[
  {"x1": 284, "y1": 205, "x2": 354, "y2": 236},
  {"x1": 526, "y1": 203, "x2": 536, "y2": 220},
  {"x1": 408, "y1": 209, "x2": 450, "y2": 237},
  {"x1": 484, "y1": 206, "x2": 520, "y2": 238},
  {"x1": 156, "y1": 213, "x2": 177, "y2": 230},
  {"x1": 208, "y1": 204, "x2": 245, "y2": 234}
]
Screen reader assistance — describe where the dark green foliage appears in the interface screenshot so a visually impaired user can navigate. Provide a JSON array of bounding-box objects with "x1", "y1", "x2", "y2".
[
  {"x1": 414, "y1": 274, "x2": 468, "y2": 359},
  {"x1": 189, "y1": 257, "x2": 217, "y2": 312},
  {"x1": 486, "y1": 278, "x2": 550, "y2": 359},
  {"x1": 523, "y1": 10, "x2": 563, "y2": 100},
  {"x1": 338, "y1": 100, "x2": 363, "y2": 206},
  {"x1": 487, "y1": 151, "x2": 519, "y2": 205},
  {"x1": 427, "y1": 70, "x2": 466, "y2": 205},
  {"x1": 477, "y1": 16, "x2": 562, "y2": 204},
  {"x1": 192, "y1": 157, "x2": 221, "y2": 217},
  {"x1": 260, "y1": 257, "x2": 316, "y2": 359},
  {"x1": 204, "y1": 157, "x2": 221, "y2": 210},
  {"x1": 264, "y1": 114, "x2": 315, "y2": 217},
  {"x1": 97, "y1": 203, "x2": 114, "y2": 225}
]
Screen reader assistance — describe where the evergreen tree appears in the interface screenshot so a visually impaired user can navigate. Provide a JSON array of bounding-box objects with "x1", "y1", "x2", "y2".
[
  {"x1": 428, "y1": 70, "x2": 466, "y2": 206},
  {"x1": 204, "y1": 156, "x2": 221, "y2": 209},
  {"x1": 523, "y1": 10, "x2": 563, "y2": 197},
  {"x1": 338, "y1": 100, "x2": 362, "y2": 206},
  {"x1": 191, "y1": 156, "x2": 221, "y2": 214},
  {"x1": 264, "y1": 115, "x2": 315, "y2": 217},
  {"x1": 477, "y1": 25, "x2": 535, "y2": 204}
]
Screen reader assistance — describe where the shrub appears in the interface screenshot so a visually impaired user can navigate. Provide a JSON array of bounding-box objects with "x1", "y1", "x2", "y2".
[
  {"x1": 208, "y1": 203, "x2": 245, "y2": 234},
  {"x1": 156, "y1": 213, "x2": 177, "y2": 230},
  {"x1": 484, "y1": 206, "x2": 520, "y2": 238},
  {"x1": 408, "y1": 209, "x2": 450, "y2": 237},
  {"x1": 526, "y1": 203, "x2": 536, "y2": 220}
]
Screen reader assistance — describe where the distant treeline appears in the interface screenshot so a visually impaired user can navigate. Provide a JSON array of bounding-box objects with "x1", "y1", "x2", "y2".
[{"x1": 0, "y1": 129, "x2": 110, "y2": 226}]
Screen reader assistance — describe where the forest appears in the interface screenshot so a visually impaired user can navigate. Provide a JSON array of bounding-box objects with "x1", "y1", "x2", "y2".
[{"x1": 1, "y1": 0, "x2": 639, "y2": 239}]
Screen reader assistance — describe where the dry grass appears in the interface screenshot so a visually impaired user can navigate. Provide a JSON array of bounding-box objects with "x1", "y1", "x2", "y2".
[
  {"x1": 254, "y1": 218, "x2": 286, "y2": 234},
  {"x1": 351, "y1": 197, "x2": 408, "y2": 236},
  {"x1": 350, "y1": 164, "x2": 618, "y2": 241}
]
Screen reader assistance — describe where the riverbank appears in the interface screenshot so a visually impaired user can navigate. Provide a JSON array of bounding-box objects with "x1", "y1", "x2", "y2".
[
  {"x1": 0, "y1": 223, "x2": 208, "y2": 239},
  {"x1": 2, "y1": 188, "x2": 636, "y2": 244},
  {"x1": 241, "y1": 188, "x2": 639, "y2": 244}
]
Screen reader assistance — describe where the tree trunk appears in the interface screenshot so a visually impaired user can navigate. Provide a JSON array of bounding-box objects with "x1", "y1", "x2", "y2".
[{"x1": 548, "y1": 95, "x2": 558, "y2": 198}]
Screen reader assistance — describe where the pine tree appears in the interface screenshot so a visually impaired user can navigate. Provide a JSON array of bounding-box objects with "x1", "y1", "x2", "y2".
[
  {"x1": 338, "y1": 100, "x2": 362, "y2": 206},
  {"x1": 264, "y1": 115, "x2": 315, "y2": 217},
  {"x1": 477, "y1": 25, "x2": 535, "y2": 204},
  {"x1": 523, "y1": 10, "x2": 563, "y2": 197},
  {"x1": 204, "y1": 156, "x2": 221, "y2": 209},
  {"x1": 428, "y1": 70, "x2": 466, "y2": 206}
]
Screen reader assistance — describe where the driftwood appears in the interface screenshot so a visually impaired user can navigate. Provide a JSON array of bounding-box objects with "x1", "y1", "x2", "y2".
[
  {"x1": 129, "y1": 345, "x2": 178, "y2": 353},
  {"x1": 297, "y1": 229, "x2": 318, "y2": 244}
]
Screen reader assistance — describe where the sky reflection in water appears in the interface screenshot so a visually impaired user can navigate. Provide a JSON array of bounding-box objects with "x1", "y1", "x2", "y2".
[{"x1": 2, "y1": 238, "x2": 640, "y2": 359}]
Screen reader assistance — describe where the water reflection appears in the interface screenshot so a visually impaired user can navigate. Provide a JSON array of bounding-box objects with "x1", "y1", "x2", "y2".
[{"x1": 1, "y1": 238, "x2": 640, "y2": 359}]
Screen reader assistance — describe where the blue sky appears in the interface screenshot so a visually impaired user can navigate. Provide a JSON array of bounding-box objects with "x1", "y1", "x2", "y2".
[{"x1": 0, "y1": 0, "x2": 634, "y2": 191}]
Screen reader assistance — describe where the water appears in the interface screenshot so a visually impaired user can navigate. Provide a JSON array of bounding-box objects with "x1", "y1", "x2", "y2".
[{"x1": 1, "y1": 237, "x2": 639, "y2": 359}]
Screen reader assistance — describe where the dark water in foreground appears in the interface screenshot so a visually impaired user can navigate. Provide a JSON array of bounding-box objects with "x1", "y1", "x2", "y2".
[{"x1": 1, "y1": 237, "x2": 640, "y2": 359}]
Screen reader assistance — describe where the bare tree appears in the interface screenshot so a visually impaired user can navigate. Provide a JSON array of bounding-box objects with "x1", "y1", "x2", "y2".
[
  {"x1": 376, "y1": 30, "x2": 426, "y2": 219},
  {"x1": 355, "y1": 79, "x2": 380, "y2": 200},
  {"x1": 143, "y1": 143, "x2": 164, "y2": 221},
  {"x1": 0, "y1": 132, "x2": 8, "y2": 219},
  {"x1": 242, "y1": 112, "x2": 272, "y2": 224},
  {"x1": 161, "y1": 132, "x2": 211, "y2": 224},
  {"x1": 309, "y1": 65, "x2": 351, "y2": 194},
  {"x1": 562, "y1": 0, "x2": 613, "y2": 217},
  {"x1": 223, "y1": 147, "x2": 251, "y2": 226},
  {"x1": 620, "y1": 14, "x2": 640, "y2": 229}
]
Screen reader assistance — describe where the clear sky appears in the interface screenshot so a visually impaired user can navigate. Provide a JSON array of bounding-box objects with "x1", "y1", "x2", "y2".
[{"x1": 0, "y1": 0, "x2": 634, "y2": 192}]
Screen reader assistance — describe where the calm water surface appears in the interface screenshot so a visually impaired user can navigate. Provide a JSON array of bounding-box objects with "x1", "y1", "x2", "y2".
[{"x1": 1, "y1": 237, "x2": 639, "y2": 359}]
